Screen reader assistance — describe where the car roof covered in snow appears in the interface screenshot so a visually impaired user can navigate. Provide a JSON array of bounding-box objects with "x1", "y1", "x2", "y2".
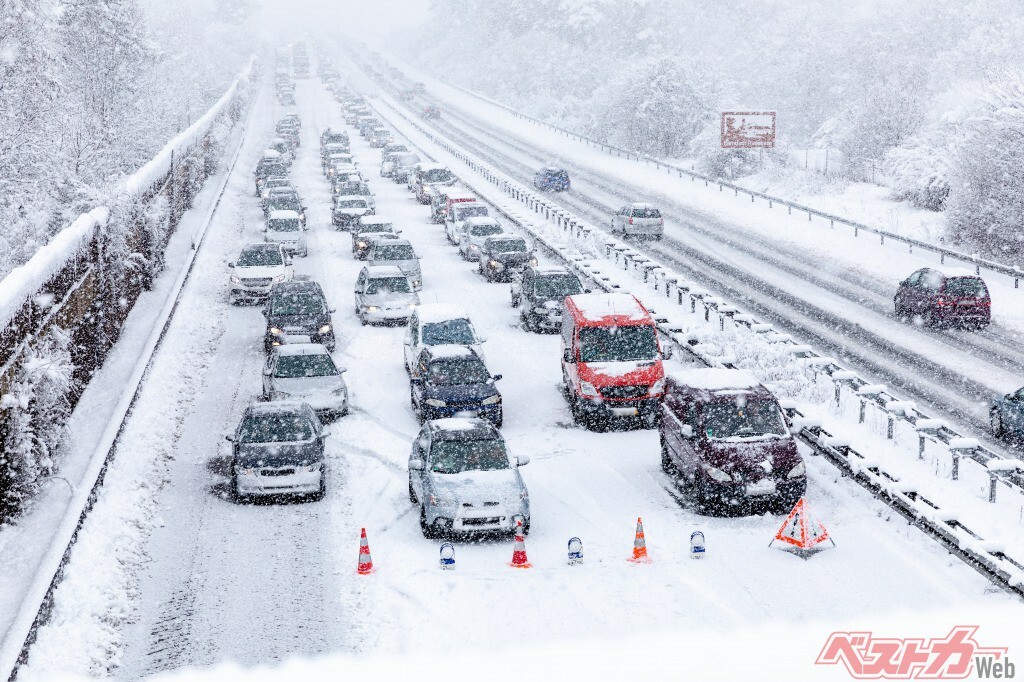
[
  {"x1": 244, "y1": 400, "x2": 313, "y2": 417},
  {"x1": 565, "y1": 293, "x2": 650, "y2": 326},
  {"x1": 268, "y1": 210, "x2": 300, "y2": 221},
  {"x1": 668, "y1": 368, "x2": 775, "y2": 401},
  {"x1": 929, "y1": 266, "x2": 986, "y2": 280},
  {"x1": 532, "y1": 265, "x2": 575, "y2": 276},
  {"x1": 364, "y1": 265, "x2": 406, "y2": 278},
  {"x1": 423, "y1": 344, "x2": 477, "y2": 361},
  {"x1": 273, "y1": 343, "x2": 332, "y2": 357},
  {"x1": 270, "y1": 280, "x2": 323, "y2": 296},
  {"x1": 240, "y1": 242, "x2": 284, "y2": 254},
  {"x1": 463, "y1": 216, "x2": 500, "y2": 227},
  {"x1": 358, "y1": 216, "x2": 391, "y2": 225},
  {"x1": 415, "y1": 304, "x2": 471, "y2": 324},
  {"x1": 261, "y1": 149, "x2": 281, "y2": 159},
  {"x1": 371, "y1": 238, "x2": 412, "y2": 249},
  {"x1": 428, "y1": 417, "x2": 499, "y2": 439},
  {"x1": 416, "y1": 162, "x2": 446, "y2": 171},
  {"x1": 626, "y1": 202, "x2": 658, "y2": 210}
]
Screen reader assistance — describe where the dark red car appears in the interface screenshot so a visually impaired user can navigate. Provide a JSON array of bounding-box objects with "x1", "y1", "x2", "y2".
[
  {"x1": 659, "y1": 368, "x2": 806, "y2": 515},
  {"x1": 894, "y1": 267, "x2": 991, "y2": 329}
]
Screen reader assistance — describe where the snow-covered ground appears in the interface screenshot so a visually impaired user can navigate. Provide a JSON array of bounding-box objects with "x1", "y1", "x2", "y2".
[{"x1": 14, "y1": 70, "x2": 1019, "y2": 681}]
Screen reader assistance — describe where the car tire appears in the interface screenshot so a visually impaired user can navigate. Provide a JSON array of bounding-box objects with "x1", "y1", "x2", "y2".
[
  {"x1": 420, "y1": 506, "x2": 438, "y2": 539},
  {"x1": 660, "y1": 437, "x2": 676, "y2": 475},
  {"x1": 408, "y1": 478, "x2": 418, "y2": 504},
  {"x1": 310, "y1": 474, "x2": 326, "y2": 502},
  {"x1": 991, "y1": 409, "x2": 1005, "y2": 438},
  {"x1": 494, "y1": 411, "x2": 503, "y2": 429}
]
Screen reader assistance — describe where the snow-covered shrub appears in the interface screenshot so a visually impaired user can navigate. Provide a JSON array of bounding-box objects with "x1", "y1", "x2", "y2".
[
  {"x1": 0, "y1": 328, "x2": 75, "y2": 516},
  {"x1": 689, "y1": 122, "x2": 763, "y2": 180},
  {"x1": 945, "y1": 74, "x2": 1024, "y2": 255},
  {"x1": 884, "y1": 131, "x2": 953, "y2": 211}
]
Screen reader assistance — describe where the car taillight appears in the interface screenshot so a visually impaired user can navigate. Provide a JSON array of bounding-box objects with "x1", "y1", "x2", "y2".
[
  {"x1": 936, "y1": 297, "x2": 947, "y2": 306},
  {"x1": 659, "y1": 217, "x2": 664, "y2": 225},
  {"x1": 628, "y1": 217, "x2": 634, "y2": 225},
  {"x1": 983, "y1": 299, "x2": 992, "y2": 307}
]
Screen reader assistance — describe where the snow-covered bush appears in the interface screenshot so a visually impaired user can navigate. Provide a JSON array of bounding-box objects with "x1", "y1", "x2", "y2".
[
  {"x1": 0, "y1": 328, "x2": 74, "y2": 516},
  {"x1": 689, "y1": 122, "x2": 763, "y2": 180},
  {"x1": 884, "y1": 131, "x2": 954, "y2": 211},
  {"x1": 945, "y1": 74, "x2": 1024, "y2": 255}
]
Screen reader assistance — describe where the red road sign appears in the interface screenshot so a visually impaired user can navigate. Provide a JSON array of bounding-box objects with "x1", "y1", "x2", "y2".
[{"x1": 721, "y1": 111, "x2": 776, "y2": 149}]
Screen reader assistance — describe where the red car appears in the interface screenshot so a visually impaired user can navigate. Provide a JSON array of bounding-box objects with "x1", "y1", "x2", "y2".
[
  {"x1": 894, "y1": 267, "x2": 991, "y2": 329},
  {"x1": 422, "y1": 105, "x2": 441, "y2": 119},
  {"x1": 560, "y1": 293, "x2": 664, "y2": 429}
]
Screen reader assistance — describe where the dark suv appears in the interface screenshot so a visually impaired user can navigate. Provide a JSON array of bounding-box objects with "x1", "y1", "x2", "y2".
[
  {"x1": 264, "y1": 280, "x2": 336, "y2": 352},
  {"x1": 511, "y1": 265, "x2": 585, "y2": 332},
  {"x1": 534, "y1": 167, "x2": 571, "y2": 191},
  {"x1": 410, "y1": 345, "x2": 503, "y2": 426},
  {"x1": 894, "y1": 268, "x2": 991, "y2": 329},
  {"x1": 659, "y1": 368, "x2": 806, "y2": 515}
]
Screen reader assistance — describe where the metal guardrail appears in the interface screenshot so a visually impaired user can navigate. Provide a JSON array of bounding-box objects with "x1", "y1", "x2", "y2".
[
  {"x1": 363, "y1": 83, "x2": 1024, "y2": 599},
  {"x1": 375, "y1": 61, "x2": 1024, "y2": 287}
]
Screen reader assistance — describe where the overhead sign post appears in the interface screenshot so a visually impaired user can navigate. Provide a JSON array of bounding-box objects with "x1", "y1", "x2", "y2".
[{"x1": 721, "y1": 112, "x2": 777, "y2": 149}]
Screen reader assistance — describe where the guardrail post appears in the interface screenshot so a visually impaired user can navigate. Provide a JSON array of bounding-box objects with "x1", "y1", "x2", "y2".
[
  {"x1": 951, "y1": 450, "x2": 960, "y2": 480},
  {"x1": 919, "y1": 434, "x2": 926, "y2": 459},
  {"x1": 834, "y1": 381, "x2": 841, "y2": 406},
  {"x1": 989, "y1": 473, "x2": 998, "y2": 503},
  {"x1": 858, "y1": 399, "x2": 866, "y2": 423},
  {"x1": 887, "y1": 415, "x2": 894, "y2": 439}
]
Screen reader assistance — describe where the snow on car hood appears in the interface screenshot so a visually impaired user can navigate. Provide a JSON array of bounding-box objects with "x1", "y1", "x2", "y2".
[
  {"x1": 236, "y1": 441, "x2": 320, "y2": 468},
  {"x1": 272, "y1": 375, "x2": 344, "y2": 398},
  {"x1": 234, "y1": 265, "x2": 286, "y2": 279},
  {"x1": 430, "y1": 467, "x2": 524, "y2": 506},
  {"x1": 362, "y1": 290, "x2": 418, "y2": 306},
  {"x1": 580, "y1": 360, "x2": 662, "y2": 381}
]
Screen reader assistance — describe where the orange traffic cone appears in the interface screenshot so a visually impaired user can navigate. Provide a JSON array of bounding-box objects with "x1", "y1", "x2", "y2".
[
  {"x1": 509, "y1": 519, "x2": 532, "y2": 569},
  {"x1": 357, "y1": 527, "x2": 375, "y2": 575},
  {"x1": 628, "y1": 517, "x2": 651, "y2": 563}
]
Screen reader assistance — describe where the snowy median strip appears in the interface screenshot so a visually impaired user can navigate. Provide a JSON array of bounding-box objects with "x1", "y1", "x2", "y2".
[{"x1": 365, "y1": 88, "x2": 1024, "y2": 599}]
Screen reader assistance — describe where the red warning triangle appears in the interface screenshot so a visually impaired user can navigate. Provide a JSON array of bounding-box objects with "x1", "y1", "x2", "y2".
[{"x1": 772, "y1": 498, "x2": 832, "y2": 551}]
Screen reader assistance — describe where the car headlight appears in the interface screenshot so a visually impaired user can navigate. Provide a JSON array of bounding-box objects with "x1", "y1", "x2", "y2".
[
  {"x1": 270, "y1": 390, "x2": 290, "y2": 400},
  {"x1": 365, "y1": 305, "x2": 379, "y2": 312},
  {"x1": 411, "y1": 280, "x2": 421, "y2": 288},
  {"x1": 238, "y1": 466, "x2": 256, "y2": 475},
  {"x1": 273, "y1": 274, "x2": 287, "y2": 283},
  {"x1": 704, "y1": 465, "x2": 733, "y2": 483},
  {"x1": 269, "y1": 327, "x2": 283, "y2": 335},
  {"x1": 332, "y1": 387, "x2": 347, "y2": 397},
  {"x1": 520, "y1": 488, "x2": 529, "y2": 500},
  {"x1": 481, "y1": 395, "x2": 501, "y2": 405},
  {"x1": 787, "y1": 461, "x2": 806, "y2": 479},
  {"x1": 533, "y1": 306, "x2": 547, "y2": 315},
  {"x1": 230, "y1": 275, "x2": 241, "y2": 284},
  {"x1": 529, "y1": 257, "x2": 539, "y2": 266},
  {"x1": 469, "y1": 244, "x2": 479, "y2": 251},
  {"x1": 357, "y1": 241, "x2": 367, "y2": 248},
  {"x1": 425, "y1": 398, "x2": 446, "y2": 407},
  {"x1": 409, "y1": 302, "x2": 418, "y2": 309},
  {"x1": 650, "y1": 377, "x2": 666, "y2": 396},
  {"x1": 319, "y1": 324, "x2": 332, "y2": 333},
  {"x1": 305, "y1": 463, "x2": 321, "y2": 472},
  {"x1": 429, "y1": 493, "x2": 450, "y2": 506},
  {"x1": 489, "y1": 259, "x2": 500, "y2": 268},
  {"x1": 579, "y1": 381, "x2": 599, "y2": 398}
]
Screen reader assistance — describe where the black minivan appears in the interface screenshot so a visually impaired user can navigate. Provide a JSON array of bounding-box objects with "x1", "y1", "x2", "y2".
[{"x1": 264, "y1": 280, "x2": 336, "y2": 352}]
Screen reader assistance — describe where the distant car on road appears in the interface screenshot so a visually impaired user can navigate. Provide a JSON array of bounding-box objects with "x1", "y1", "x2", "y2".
[
  {"x1": 332, "y1": 197, "x2": 374, "y2": 229},
  {"x1": 457, "y1": 217, "x2": 504, "y2": 261},
  {"x1": 990, "y1": 386, "x2": 1024, "y2": 439},
  {"x1": 408, "y1": 418, "x2": 529, "y2": 538},
  {"x1": 894, "y1": 267, "x2": 991, "y2": 329},
  {"x1": 477, "y1": 236, "x2": 536, "y2": 282},
  {"x1": 611, "y1": 203, "x2": 664, "y2": 240},
  {"x1": 403, "y1": 305, "x2": 486, "y2": 374},
  {"x1": 227, "y1": 401, "x2": 329, "y2": 502},
  {"x1": 511, "y1": 265, "x2": 585, "y2": 332},
  {"x1": 421, "y1": 104, "x2": 440, "y2": 119},
  {"x1": 262, "y1": 344, "x2": 348, "y2": 421},
  {"x1": 265, "y1": 210, "x2": 307, "y2": 257},
  {"x1": 351, "y1": 217, "x2": 401, "y2": 259},
  {"x1": 534, "y1": 166, "x2": 571, "y2": 191},
  {"x1": 366, "y1": 239, "x2": 422, "y2": 291}
]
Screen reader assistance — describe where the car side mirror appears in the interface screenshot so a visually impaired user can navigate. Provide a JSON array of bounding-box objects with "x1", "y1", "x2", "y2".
[
  {"x1": 410, "y1": 377, "x2": 423, "y2": 385},
  {"x1": 225, "y1": 434, "x2": 235, "y2": 442},
  {"x1": 227, "y1": 262, "x2": 235, "y2": 268},
  {"x1": 515, "y1": 455, "x2": 530, "y2": 467},
  {"x1": 491, "y1": 374, "x2": 502, "y2": 382},
  {"x1": 680, "y1": 425, "x2": 694, "y2": 439},
  {"x1": 476, "y1": 336, "x2": 487, "y2": 343},
  {"x1": 562, "y1": 349, "x2": 574, "y2": 364},
  {"x1": 409, "y1": 458, "x2": 424, "y2": 471},
  {"x1": 584, "y1": 288, "x2": 592, "y2": 294},
  {"x1": 321, "y1": 427, "x2": 332, "y2": 438},
  {"x1": 329, "y1": 308, "x2": 336, "y2": 313}
]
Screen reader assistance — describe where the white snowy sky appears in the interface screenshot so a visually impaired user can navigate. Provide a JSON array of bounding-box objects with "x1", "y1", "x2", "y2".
[{"x1": 260, "y1": 0, "x2": 429, "y2": 36}]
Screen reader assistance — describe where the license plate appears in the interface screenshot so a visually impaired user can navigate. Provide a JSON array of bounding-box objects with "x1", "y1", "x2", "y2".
[
  {"x1": 260, "y1": 468, "x2": 295, "y2": 477},
  {"x1": 462, "y1": 517, "x2": 501, "y2": 526},
  {"x1": 610, "y1": 407, "x2": 639, "y2": 417},
  {"x1": 746, "y1": 480, "x2": 777, "y2": 497}
]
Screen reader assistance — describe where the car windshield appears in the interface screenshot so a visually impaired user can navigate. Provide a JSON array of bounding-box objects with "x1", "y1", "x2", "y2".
[
  {"x1": 271, "y1": 292, "x2": 325, "y2": 316},
  {"x1": 237, "y1": 414, "x2": 314, "y2": 443},
  {"x1": 429, "y1": 439, "x2": 509, "y2": 474},
  {"x1": 422, "y1": 319, "x2": 476, "y2": 346},
  {"x1": 427, "y1": 359, "x2": 490, "y2": 385},
  {"x1": 237, "y1": 248, "x2": 283, "y2": 267},
  {"x1": 374, "y1": 244, "x2": 415, "y2": 260},
  {"x1": 269, "y1": 219, "x2": 301, "y2": 232},
  {"x1": 702, "y1": 399, "x2": 788, "y2": 440},
  {"x1": 337, "y1": 200, "x2": 368, "y2": 209},
  {"x1": 365, "y1": 277, "x2": 411, "y2": 294},
  {"x1": 544, "y1": 169, "x2": 568, "y2": 179},
  {"x1": 358, "y1": 223, "x2": 393, "y2": 234},
  {"x1": 395, "y1": 154, "x2": 420, "y2": 165},
  {"x1": 470, "y1": 224, "x2": 502, "y2": 237},
  {"x1": 270, "y1": 198, "x2": 300, "y2": 211},
  {"x1": 456, "y1": 206, "x2": 488, "y2": 219},
  {"x1": 488, "y1": 238, "x2": 527, "y2": 253},
  {"x1": 631, "y1": 207, "x2": 661, "y2": 219},
  {"x1": 423, "y1": 168, "x2": 452, "y2": 183},
  {"x1": 534, "y1": 275, "x2": 583, "y2": 299},
  {"x1": 579, "y1": 325, "x2": 658, "y2": 362},
  {"x1": 944, "y1": 277, "x2": 988, "y2": 297},
  {"x1": 275, "y1": 354, "x2": 338, "y2": 378}
]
